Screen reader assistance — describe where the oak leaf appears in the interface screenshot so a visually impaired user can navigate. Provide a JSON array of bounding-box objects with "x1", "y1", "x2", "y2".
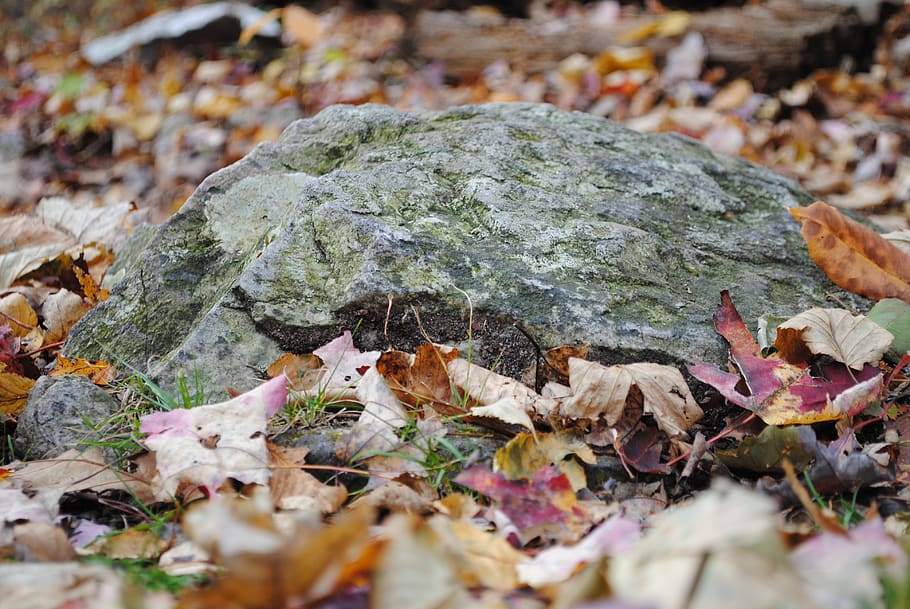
[{"x1": 790, "y1": 201, "x2": 910, "y2": 303}]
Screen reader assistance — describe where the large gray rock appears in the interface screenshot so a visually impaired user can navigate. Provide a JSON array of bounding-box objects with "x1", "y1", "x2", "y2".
[{"x1": 64, "y1": 103, "x2": 859, "y2": 394}]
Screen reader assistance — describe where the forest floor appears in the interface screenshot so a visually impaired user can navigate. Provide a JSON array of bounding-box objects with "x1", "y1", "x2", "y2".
[{"x1": 2, "y1": 2, "x2": 910, "y2": 608}]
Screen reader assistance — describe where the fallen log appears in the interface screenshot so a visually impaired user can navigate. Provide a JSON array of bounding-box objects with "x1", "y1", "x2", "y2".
[{"x1": 413, "y1": 0, "x2": 899, "y2": 90}]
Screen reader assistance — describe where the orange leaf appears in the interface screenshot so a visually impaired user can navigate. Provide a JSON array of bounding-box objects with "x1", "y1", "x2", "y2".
[
  {"x1": 51, "y1": 354, "x2": 116, "y2": 385},
  {"x1": 282, "y1": 5, "x2": 324, "y2": 47},
  {"x1": 790, "y1": 201, "x2": 910, "y2": 304}
]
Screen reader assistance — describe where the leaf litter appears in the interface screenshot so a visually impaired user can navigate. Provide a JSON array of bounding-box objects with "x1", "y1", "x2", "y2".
[{"x1": 2, "y1": 1, "x2": 910, "y2": 607}]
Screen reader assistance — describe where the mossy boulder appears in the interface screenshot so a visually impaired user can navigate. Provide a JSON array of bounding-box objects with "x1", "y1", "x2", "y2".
[{"x1": 65, "y1": 103, "x2": 859, "y2": 394}]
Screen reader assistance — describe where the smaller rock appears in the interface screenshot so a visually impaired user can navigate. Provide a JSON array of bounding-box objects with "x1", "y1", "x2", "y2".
[{"x1": 14, "y1": 376, "x2": 118, "y2": 461}]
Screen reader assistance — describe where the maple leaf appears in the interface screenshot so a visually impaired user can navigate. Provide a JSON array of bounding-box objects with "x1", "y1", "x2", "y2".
[
  {"x1": 455, "y1": 465, "x2": 590, "y2": 545},
  {"x1": 688, "y1": 291, "x2": 882, "y2": 425},
  {"x1": 139, "y1": 374, "x2": 288, "y2": 499},
  {"x1": 790, "y1": 201, "x2": 910, "y2": 303}
]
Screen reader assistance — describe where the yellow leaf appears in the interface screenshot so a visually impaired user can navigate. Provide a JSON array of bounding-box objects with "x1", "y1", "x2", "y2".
[
  {"x1": 0, "y1": 372, "x2": 35, "y2": 415},
  {"x1": 0, "y1": 293, "x2": 37, "y2": 338}
]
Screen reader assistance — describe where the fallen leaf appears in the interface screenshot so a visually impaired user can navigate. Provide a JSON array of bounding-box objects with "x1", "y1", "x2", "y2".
[
  {"x1": 83, "y1": 526, "x2": 173, "y2": 560},
  {"x1": 561, "y1": 359, "x2": 702, "y2": 439},
  {"x1": 9, "y1": 447, "x2": 156, "y2": 513},
  {"x1": 790, "y1": 201, "x2": 910, "y2": 303},
  {"x1": 0, "y1": 293, "x2": 37, "y2": 338},
  {"x1": 313, "y1": 330, "x2": 381, "y2": 390},
  {"x1": 0, "y1": 368, "x2": 35, "y2": 415},
  {"x1": 139, "y1": 374, "x2": 288, "y2": 499},
  {"x1": 455, "y1": 465, "x2": 590, "y2": 545},
  {"x1": 335, "y1": 366, "x2": 408, "y2": 462},
  {"x1": 792, "y1": 518, "x2": 907, "y2": 609},
  {"x1": 50, "y1": 354, "x2": 116, "y2": 385},
  {"x1": 267, "y1": 352, "x2": 323, "y2": 391},
  {"x1": 775, "y1": 307, "x2": 894, "y2": 369},
  {"x1": 377, "y1": 343, "x2": 459, "y2": 414},
  {"x1": 268, "y1": 442, "x2": 347, "y2": 514},
  {"x1": 428, "y1": 516, "x2": 525, "y2": 591},
  {"x1": 619, "y1": 11, "x2": 690, "y2": 43},
  {"x1": 716, "y1": 425, "x2": 815, "y2": 473},
  {"x1": 688, "y1": 292, "x2": 882, "y2": 425},
  {"x1": 494, "y1": 431, "x2": 595, "y2": 491},
  {"x1": 517, "y1": 514, "x2": 640, "y2": 587},
  {"x1": 13, "y1": 522, "x2": 76, "y2": 562},
  {"x1": 867, "y1": 298, "x2": 910, "y2": 356},
  {"x1": 447, "y1": 357, "x2": 557, "y2": 418},
  {"x1": 609, "y1": 480, "x2": 815, "y2": 609}
]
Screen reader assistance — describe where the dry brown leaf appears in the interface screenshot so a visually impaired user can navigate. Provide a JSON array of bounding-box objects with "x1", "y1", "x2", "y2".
[
  {"x1": 0, "y1": 369, "x2": 35, "y2": 415},
  {"x1": 9, "y1": 447, "x2": 157, "y2": 508},
  {"x1": 0, "y1": 293, "x2": 37, "y2": 338},
  {"x1": 709, "y1": 78, "x2": 753, "y2": 111},
  {"x1": 42, "y1": 288, "x2": 92, "y2": 343},
  {"x1": 790, "y1": 201, "x2": 910, "y2": 303},
  {"x1": 83, "y1": 526, "x2": 173, "y2": 560},
  {"x1": 561, "y1": 359, "x2": 702, "y2": 439},
  {"x1": 268, "y1": 442, "x2": 347, "y2": 514},
  {"x1": 13, "y1": 522, "x2": 76, "y2": 562},
  {"x1": 267, "y1": 352, "x2": 323, "y2": 391},
  {"x1": 446, "y1": 358, "x2": 557, "y2": 418},
  {"x1": 429, "y1": 516, "x2": 525, "y2": 591},
  {"x1": 775, "y1": 308, "x2": 894, "y2": 370},
  {"x1": 336, "y1": 366, "x2": 408, "y2": 462},
  {"x1": 377, "y1": 344, "x2": 458, "y2": 413}
]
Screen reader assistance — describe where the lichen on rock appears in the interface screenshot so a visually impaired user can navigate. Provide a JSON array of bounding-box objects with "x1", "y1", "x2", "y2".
[{"x1": 64, "y1": 103, "x2": 862, "y2": 394}]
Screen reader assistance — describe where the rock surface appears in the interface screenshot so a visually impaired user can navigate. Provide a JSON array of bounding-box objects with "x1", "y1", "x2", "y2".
[
  {"x1": 65, "y1": 103, "x2": 861, "y2": 394},
  {"x1": 14, "y1": 375, "x2": 119, "y2": 460}
]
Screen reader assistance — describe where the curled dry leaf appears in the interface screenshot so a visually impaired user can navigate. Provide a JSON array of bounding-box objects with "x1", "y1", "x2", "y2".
[
  {"x1": 790, "y1": 201, "x2": 910, "y2": 303},
  {"x1": 561, "y1": 359, "x2": 702, "y2": 439},
  {"x1": 775, "y1": 307, "x2": 894, "y2": 370}
]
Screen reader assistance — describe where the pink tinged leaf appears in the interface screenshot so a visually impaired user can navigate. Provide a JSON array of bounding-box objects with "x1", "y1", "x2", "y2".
[
  {"x1": 517, "y1": 514, "x2": 642, "y2": 587},
  {"x1": 138, "y1": 376, "x2": 289, "y2": 500},
  {"x1": 686, "y1": 360, "x2": 754, "y2": 410},
  {"x1": 250, "y1": 373, "x2": 288, "y2": 418},
  {"x1": 138, "y1": 408, "x2": 196, "y2": 438},
  {"x1": 788, "y1": 364, "x2": 881, "y2": 415},
  {"x1": 69, "y1": 519, "x2": 111, "y2": 548},
  {"x1": 313, "y1": 331, "x2": 381, "y2": 387},
  {"x1": 455, "y1": 466, "x2": 578, "y2": 532}
]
